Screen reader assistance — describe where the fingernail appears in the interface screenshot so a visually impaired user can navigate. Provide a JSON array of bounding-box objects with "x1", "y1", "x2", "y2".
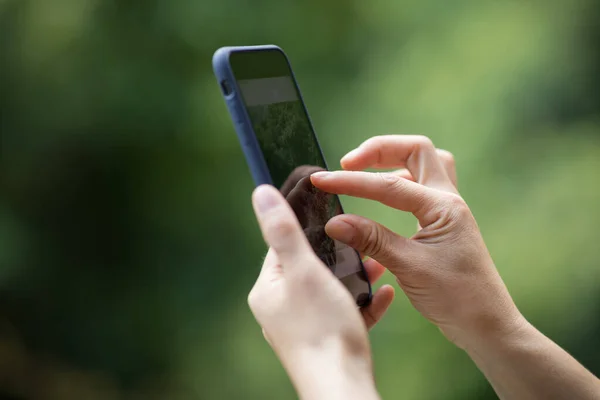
[
  {"x1": 254, "y1": 185, "x2": 279, "y2": 213},
  {"x1": 310, "y1": 171, "x2": 331, "y2": 181},
  {"x1": 325, "y1": 218, "x2": 355, "y2": 244}
]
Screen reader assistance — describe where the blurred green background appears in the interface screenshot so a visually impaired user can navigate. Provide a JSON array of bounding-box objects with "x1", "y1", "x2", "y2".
[{"x1": 1, "y1": 0, "x2": 599, "y2": 399}]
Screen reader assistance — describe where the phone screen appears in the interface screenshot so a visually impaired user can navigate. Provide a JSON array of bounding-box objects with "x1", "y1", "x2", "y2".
[{"x1": 230, "y1": 49, "x2": 371, "y2": 306}]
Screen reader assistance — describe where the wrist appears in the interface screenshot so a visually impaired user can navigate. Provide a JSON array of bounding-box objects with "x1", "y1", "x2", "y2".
[
  {"x1": 280, "y1": 337, "x2": 379, "y2": 400},
  {"x1": 460, "y1": 312, "x2": 538, "y2": 363},
  {"x1": 441, "y1": 278, "x2": 528, "y2": 352}
]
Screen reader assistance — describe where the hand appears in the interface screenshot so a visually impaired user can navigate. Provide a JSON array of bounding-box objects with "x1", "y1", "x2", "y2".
[
  {"x1": 248, "y1": 185, "x2": 386, "y2": 400},
  {"x1": 310, "y1": 135, "x2": 525, "y2": 350}
]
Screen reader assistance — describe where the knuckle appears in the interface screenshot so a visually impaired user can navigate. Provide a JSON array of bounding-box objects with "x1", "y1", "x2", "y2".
[
  {"x1": 291, "y1": 260, "x2": 324, "y2": 289},
  {"x1": 414, "y1": 135, "x2": 435, "y2": 149},
  {"x1": 379, "y1": 172, "x2": 403, "y2": 189},
  {"x1": 265, "y1": 217, "x2": 297, "y2": 240},
  {"x1": 297, "y1": 267, "x2": 320, "y2": 286},
  {"x1": 379, "y1": 173, "x2": 410, "y2": 202},
  {"x1": 446, "y1": 193, "x2": 467, "y2": 207},
  {"x1": 377, "y1": 172, "x2": 402, "y2": 198},
  {"x1": 362, "y1": 223, "x2": 385, "y2": 257},
  {"x1": 443, "y1": 193, "x2": 470, "y2": 217},
  {"x1": 437, "y1": 149, "x2": 455, "y2": 165},
  {"x1": 247, "y1": 288, "x2": 261, "y2": 310}
]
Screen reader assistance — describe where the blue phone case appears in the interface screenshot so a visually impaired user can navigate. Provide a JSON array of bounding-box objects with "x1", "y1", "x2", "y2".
[
  {"x1": 212, "y1": 45, "x2": 279, "y2": 186},
  {"x1": 212, "y1": 45, "x2": 372, "y2": 305}
]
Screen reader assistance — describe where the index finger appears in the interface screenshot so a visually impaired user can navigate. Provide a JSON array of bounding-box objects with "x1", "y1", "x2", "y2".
[
  {"x1": 341, "y1": 135, "x2": 455, "y2": 192},
  {"x1": 311, "y1": 171, "x2": 443, "y2": 227}
]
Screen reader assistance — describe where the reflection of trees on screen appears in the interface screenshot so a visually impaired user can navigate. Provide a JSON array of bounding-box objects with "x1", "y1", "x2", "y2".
[{"x1": 249, "y1": 101, "x2": 324, "y2": 187}]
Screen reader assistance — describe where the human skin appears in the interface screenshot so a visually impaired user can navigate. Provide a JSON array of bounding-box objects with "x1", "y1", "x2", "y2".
[
  {"x1": 248, "y1": 185, "x2": 385, "y2": 400},
  {"x1": 309, "y1": 135, "x2": 600, "y2": 400},
  {"x1": 247, "y1": 134, "x2": 599, "y2": 400}
]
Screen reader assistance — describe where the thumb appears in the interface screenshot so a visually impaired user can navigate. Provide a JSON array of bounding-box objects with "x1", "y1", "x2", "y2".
[
  {"x1": 252, "y1": 184, "x2": 319, "y2": 275},
  {"x1": 325, "y1": 214, "x2": 414, "y2": 269}
]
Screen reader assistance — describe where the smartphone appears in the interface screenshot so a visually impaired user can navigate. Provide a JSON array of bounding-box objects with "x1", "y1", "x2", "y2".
[{"x1": 213, "y1": 45, "x2": 372, "y2": 307}]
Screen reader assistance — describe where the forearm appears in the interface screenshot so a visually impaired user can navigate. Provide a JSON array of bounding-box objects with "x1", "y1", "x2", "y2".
[
  {"x1": 464, "y1": 318, "x2": 600, "y2": 400},
  {"x1": 280, "y1": 339, "x2": 380, "y2": 400}
]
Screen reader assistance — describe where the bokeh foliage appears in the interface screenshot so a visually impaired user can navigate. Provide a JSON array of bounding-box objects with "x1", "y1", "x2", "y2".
[{"x1": 1, "y1": 0, "x2": 599, "y2": 399}]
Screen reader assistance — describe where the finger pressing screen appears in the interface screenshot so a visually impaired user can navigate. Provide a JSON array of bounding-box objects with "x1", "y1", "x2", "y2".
[{"x1": 311, "y1": 171, "x2": 440, "y2": 227}]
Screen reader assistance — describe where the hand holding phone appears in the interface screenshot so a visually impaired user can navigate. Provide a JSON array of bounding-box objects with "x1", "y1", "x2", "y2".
[
  {"x1": 248, "y1": 184, "x2": 390, "y2": 400},
  {"x1": 213, "y1": 45, "x2": 373, "y2": 306}
]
